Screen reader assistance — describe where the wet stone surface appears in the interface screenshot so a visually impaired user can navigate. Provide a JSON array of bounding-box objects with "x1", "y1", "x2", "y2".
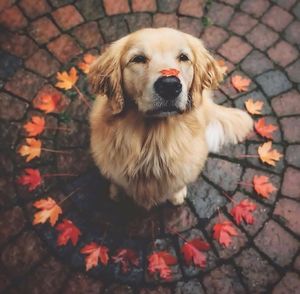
[{"x1": 1, "y1": 0, "x2": 299, "y2": 292}]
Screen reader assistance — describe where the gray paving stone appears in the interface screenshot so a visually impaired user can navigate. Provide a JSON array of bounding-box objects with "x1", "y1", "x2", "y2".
[
  {"x1": 256, "y1": 70, "x2": 292, "y2": 97},
  {"x1": 234, "y1": 90, "x2": 273, "y2": 115},
  {"x1": 157, "y1": 0, "x2": 180, "y2": 13},
  {"x1": 241, "y1": 50, "x2": 274, "y2": 77},
  {"x1": 75, "y1": 0, "x2": 105, "y2": 20},
  {"x1": 99, "y1": 16, "x2": 129, "y2": 43},
  {"x1": 293, "y1": 2, "x2": 300, "y2": 19},
  {"x1": 286, "y1": 59, "x2": 300, "y2": 83},
  {"x1": 188, "y1": 177, "x2": 226, "y2": 219},
  {"x1": 0, "y1": 51, "x2": 22, "y2": 79}
]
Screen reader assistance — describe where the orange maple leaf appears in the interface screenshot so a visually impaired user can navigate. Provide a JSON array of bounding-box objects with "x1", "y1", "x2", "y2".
[
  {"x1": 258, "y1": 141, "x2": 283, "y2": 166},
  {"x1": 245, "y1": 99, "x2": 264, "y2": 115},
  {"x1": 231, "y1": 75, "x2": 251, "y2": 92},
  {"x1": 56, "y1": 67, "x2": 78, "y2": 90},
  {"x1": 253, "y1": 175, "x2": 277, "y2": 198},
  {"x1": 23, "y1": 116, "x2": 45, "y2": 137},
  {"x1": 160, "y1": 68, "x2": 180, "y2": 77},
  {"x1": 33, "y1": 197, "x2": 62, "y2": 226},
  {"x1": 80, "y1": 242, "x2": 109, "y2": 271},
  {"x1": 18, "y1": 138, "x2": 42, "y2": 162},
  {"x1": 78, "y1": 54, "x2": 97, "y2": 74},
  {"x1": 34, "y1": 93, "x2": 61, "y2": 113},
  {"x1": 254, "y1": 118, "x2": 278, "y2": 139},
  {"x1": 216, "y1": 59, "x2": 228, "y2": 75}
]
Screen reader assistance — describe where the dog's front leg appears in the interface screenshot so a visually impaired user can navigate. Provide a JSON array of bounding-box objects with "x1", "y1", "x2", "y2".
[
  {"x1": 205, "y1": 102, "x2": 253, "y2": 153},
  {"x1": 169, "y1": 186, "x2": 187, "y2": 206}
]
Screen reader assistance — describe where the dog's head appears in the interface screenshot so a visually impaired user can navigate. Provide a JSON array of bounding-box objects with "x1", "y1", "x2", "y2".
[{"x1": 89, "y1": 28, "x2": 223, "y2": 116}]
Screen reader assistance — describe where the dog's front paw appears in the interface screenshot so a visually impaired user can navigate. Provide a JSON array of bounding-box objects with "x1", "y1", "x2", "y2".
[
  {"x1": 207, "y1": 108, "x2": 253, "y2": 153},
  {"x1": 231, "y1": 109, "x2": 253, "y2": 143},
  {"x1": 169, "y1": 186, "x2": 187, "y2": 206},
  {"x1": 109, "y1": 183, "x2": 120, "y2": 202}
]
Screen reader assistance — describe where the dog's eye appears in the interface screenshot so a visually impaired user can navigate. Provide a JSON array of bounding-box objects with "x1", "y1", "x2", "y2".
[
  {"x1": 131, "y1": 55, "x2": 147, "y2": 63},
  {"x1": 178, "y1": 53, "x2": 189, "y2": 62}
]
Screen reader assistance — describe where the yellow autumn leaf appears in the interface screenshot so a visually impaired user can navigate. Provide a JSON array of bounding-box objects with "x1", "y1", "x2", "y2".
[
  {"x1": 245, "y1": 99, "x2": 264, "y2": 115},
  {"x1": 55, "y1": 67, "x2": 78, "y2": 90},
  {"x1": 258, "y1": 141, "x2": 283, "y2": 166},
  {"x1": 18, "y1": 138, "x2": 42, "y2": 162}
]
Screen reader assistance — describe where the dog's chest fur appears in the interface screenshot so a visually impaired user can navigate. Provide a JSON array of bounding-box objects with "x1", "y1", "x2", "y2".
[{"x1": 90, "y1": 101, "x2": 208, "y2": 204}]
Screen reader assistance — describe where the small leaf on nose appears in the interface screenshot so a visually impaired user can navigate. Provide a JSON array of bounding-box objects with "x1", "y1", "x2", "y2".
[{"x1": 160, "y1": 68, "x2": 180, "y2": 77}]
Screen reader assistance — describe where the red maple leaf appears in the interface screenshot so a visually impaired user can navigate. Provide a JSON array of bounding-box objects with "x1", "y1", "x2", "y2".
[
  {"x1": 56, "y1": 219, "x2": 81, "y2": 246},
  {"x1": 181, "y1": 238, "x2": 210, "y2": 268},
  {"x1": 17, "y1": 168, "x2": 42, "y2": 191},
  {"x1": 213, "y1": 221, "x2": 238, "y2": 247},
  {"x1": 148, "y1": 251, "x2": 177, "y2": 280},
  {"x1": 230, "y1": 199, "x2": 257, "y2": 225},
  {"x1": 112, "y1": 248, "x2": 140, "y2": 273},
  {"x1": 80, "y1": 242, "x2": 109, "y2": 271}
]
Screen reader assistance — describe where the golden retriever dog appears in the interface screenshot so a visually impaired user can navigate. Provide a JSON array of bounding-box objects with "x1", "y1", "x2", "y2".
[{"x1": 89, "y1": 28, "x2": 253, "y2": 210}]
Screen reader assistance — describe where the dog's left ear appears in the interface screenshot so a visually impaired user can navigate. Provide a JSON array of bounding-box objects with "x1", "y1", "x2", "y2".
[
  {"x1": 186, "y1": 35, "x2": 224, "y2": 97},
  {"x1": 88, "y1": 38, "x2": 127, "y2": 114}
]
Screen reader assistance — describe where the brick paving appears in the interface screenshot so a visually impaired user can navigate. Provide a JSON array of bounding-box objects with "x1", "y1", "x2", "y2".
[{"x1": 0, "y1": 0, "x2": 299, "y2": 293}]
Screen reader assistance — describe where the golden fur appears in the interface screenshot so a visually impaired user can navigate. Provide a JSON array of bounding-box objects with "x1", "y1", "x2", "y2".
[{"x1": 89, "y1": 28, "x2": 253, "y2": 210}]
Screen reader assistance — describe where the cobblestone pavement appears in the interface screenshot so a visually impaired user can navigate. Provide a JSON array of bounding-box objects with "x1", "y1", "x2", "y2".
[{"x1": 0, "y1": 0, "x2": 300, "y2": 293}]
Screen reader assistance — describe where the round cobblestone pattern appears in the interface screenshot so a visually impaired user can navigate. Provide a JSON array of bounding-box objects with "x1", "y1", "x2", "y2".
[{"x1": 0, "y1": 0, "x2": 300, "y2": 293}]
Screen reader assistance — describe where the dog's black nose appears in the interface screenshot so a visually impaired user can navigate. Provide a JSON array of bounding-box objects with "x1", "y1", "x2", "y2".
[{"x1": 154, "y1": 76, "x2": 182, "y2": 100}]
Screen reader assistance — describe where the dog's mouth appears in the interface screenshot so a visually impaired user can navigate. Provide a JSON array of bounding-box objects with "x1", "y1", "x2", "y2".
[{"x1": 145, "y1": 106, "x2": 183, "y2": 117}]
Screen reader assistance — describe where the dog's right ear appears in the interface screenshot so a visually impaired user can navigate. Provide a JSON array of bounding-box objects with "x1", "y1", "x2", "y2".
[
  {"x1": 185, "y1": 34, "x2": 224, "y2": 107},
  {"x1": 88, "y1": 38, "x2": 127, "y2": 114}
]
